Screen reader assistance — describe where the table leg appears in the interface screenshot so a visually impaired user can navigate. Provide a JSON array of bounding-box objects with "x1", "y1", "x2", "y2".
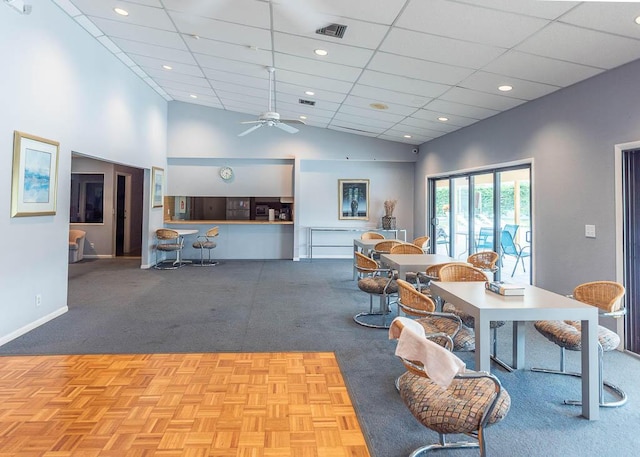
[
  {"x1": 512, "y1": 321, "x2": 526, "y2": 370},
  {"x1": 581, "y1": 317, "x2": 599, "y2": 420},
  {"x1": 475, "y1": 315, "x2": 491, "y2": 373}
]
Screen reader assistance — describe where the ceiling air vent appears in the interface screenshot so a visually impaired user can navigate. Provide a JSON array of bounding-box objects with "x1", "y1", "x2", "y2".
[
  {"x1": 299, "y1": 99, "x2": 316, "y2": 106},
  {"x1": 315, "y1": 23, "x2": 347, "y2": 39}
]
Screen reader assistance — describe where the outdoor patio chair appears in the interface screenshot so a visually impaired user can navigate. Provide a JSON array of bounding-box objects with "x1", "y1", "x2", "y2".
[{"x1": 500, "y1": 230, "x2": 530, "y2": 277}]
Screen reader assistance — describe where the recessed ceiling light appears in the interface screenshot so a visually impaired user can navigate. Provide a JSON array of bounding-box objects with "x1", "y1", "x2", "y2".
[
  {"x1": 190, "y1": 94, "x2": 198, "y2": 99},
  {"x1": 314, "y1": 49, "x2": 328, "y2": 56},
  {"x1": 114, "y1": 7, "x2": 129, "y2": 16},
  {"x1": 370, "y1": 103, "x2": 388, "y2": 110},
  {"x1": 438, "y1": 116, "x2": 449, "y2": 122},
  {"x1": 498, "y1": 85, "x2": 513, "y2": 92},
  {"x1": 162, "y1": 65, "x2": 172, "y2": 70},
  {"x1": 635, "y1": 15, "x2": 640, "y2": 25},
  {"x1": 403, "y1": 135, "x2": 412, "y2": 139},
  {"x1": 300, "y1": 115, "x2": 307, "y2": 120},
  {"x1": 305, "y1": 91, "x2": 315, "y2": 96},
  {"x1": 191, "y1": 34, "x2": 200, "y2": 40}
]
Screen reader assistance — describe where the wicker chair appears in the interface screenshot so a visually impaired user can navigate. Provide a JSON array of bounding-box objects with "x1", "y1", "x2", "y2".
[
  {"x1": 390, "y1": 242, "x2": 424, "y2": 255},
  {"x1": 192, "y1": 226, "x2": 219, "y2": 266},
  {"x1": 154, "y1": 229, "x2": 185, "y2": 270},
  {"x1": 438, "y1": 263, "x2": 511, "y2": 371},
  {"x1": 412, "y1": 235, "x2": 430, "y2": 253},
  {"x1": 390, "y1": 318, "x2": 511, "y2": 457},
  {"x1": 370, "y1": 239, "x2": 403, "y2": 261},
  {"x1": 396, "y1": 279, "x2": 473, "y2": 352},
  {"x1": 354, "y1": 251, "x2": 398, "y2": 328},
  {"x1": 532, "y1": 281, "x2": 627, "y2": 407},
  {"x1": 390, "y1": 242, "x2": 430, "y2": 290},
  {"x1": 467, "y1": 251, "x2": 499, "y2": 277},
  {"x1": 361, "y1": 231, "x2": 385, "y2": 240}
]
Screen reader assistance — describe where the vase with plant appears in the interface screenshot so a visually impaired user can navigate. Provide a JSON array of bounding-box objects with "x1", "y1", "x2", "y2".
[{"x1": 382, "y1": 199, "x2": 397, "y2": 230}]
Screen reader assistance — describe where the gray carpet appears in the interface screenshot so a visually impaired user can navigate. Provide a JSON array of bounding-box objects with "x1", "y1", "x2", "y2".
[{"x1": 1, "y1": 258, "x2": 640, "y2": 456}]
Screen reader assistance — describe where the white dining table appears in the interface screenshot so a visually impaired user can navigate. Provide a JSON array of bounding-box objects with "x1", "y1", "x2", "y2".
[
  {"x1": 172, "y1": 228, "x2": 198, "y2": 265},
  {"x1": 378, "y1": 253, "x2": 456, "y2": 279},
  {"x1": 429, "y1": 281, "x2": 600, "y2": 420}
]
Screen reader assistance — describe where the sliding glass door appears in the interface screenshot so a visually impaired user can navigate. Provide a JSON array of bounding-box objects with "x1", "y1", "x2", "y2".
[{"x1": 429, "y1": 165, "x2": 531, "y2": 283}]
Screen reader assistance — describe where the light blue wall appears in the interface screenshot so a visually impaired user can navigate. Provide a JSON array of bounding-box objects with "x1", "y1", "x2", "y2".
[
  {"x1": 415, "y1": 57, "x2": 640, "y2": 293},
  {"x1": 0, "y1": 0, "x2": 167, "y2": 344}
]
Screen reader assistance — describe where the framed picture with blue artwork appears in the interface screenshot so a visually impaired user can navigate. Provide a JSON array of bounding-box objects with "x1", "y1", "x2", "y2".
[
  {"x1": 339, "y1": 179, "x2": 369, "y2": 220},
  {"x1": 152, "y1": 166, "x2": 164, "y2": 208},
  {"x1": 11, "y1": 131, "x2": 60, "y2": 217}
]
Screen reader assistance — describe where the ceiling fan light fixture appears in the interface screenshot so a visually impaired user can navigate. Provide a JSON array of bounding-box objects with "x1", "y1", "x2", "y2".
[{"x1": 113, "y1": 7, "x2": 128, "y2": 16}]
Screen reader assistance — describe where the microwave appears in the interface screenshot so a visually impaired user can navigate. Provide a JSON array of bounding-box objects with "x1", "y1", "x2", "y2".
[{"x1": 255, "y1": 204, "x2": 269, "y2": 218}]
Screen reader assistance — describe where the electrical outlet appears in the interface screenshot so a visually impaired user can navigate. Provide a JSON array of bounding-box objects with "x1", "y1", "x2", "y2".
[
  {"x1": 35, "y1": 294, "x2": 41, "y2": 307},
  {"x1": 585, "y1": 224, "x2": 596, "y2": 238},
  {"x1": 90, "y1": 242, "x2": 95, "y2": 249}
]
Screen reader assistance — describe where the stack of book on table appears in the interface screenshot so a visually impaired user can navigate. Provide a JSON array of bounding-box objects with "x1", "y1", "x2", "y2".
[{"x1": 486, "y1": 281, "x2": 525, "y2": 296}]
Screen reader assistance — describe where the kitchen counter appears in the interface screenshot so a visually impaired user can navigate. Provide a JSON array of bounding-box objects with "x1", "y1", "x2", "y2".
[{"x1": 165, "y1": 219, "x2": 293, "y2": 225}]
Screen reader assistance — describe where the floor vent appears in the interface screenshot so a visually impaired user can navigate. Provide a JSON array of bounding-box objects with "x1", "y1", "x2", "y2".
[
  {"x1": 299, "y1": 99, "x2": 316, "y2": 106},
  {"x1": 315, "y1": 23, "x2": 347, "y2": 39}
]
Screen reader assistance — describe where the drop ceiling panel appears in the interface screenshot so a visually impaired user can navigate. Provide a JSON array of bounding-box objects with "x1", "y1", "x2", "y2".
[
  {"x1": 358, "y1": 71, "x2": 450, "y2": 99},
  {"x1": 481, "y1": 50, "x2": 603, "y2": 87},
  {"x1": 337, "y1": 105, "x2": 406, "y2": 123},
  {"x1": 466, "y1": 0, "x2": 579, "y2": 19},
  {"x1": 186, "y1": 37, "x2": 272, "y2": 65},
  {"x1": 274, "y1": 54, "x2": 363, "y2": 82},
  {"x1": 273, "y1": 32, "x2": 374, "y2": 67},
  {"x1": 400, "y1": 116, "x2": 459, "y2": 133},
  {"x1": 201, "y1": 69, "x2": 267, "y2": 90},
  {"x1": 159, "y1": 80, "x2": 216, "y2": 97},
  {"x1": 163, "y1": 0, "x2": 271, "y2": 28},
  {"x1": 328, "y1": 119, "x2": 387, "y2": 134},
  {"x1": 380, "y1": 28, "x2": 505, "y2": 70},
  {"x1": 558, "y1": 2, "x2": 640, "y2": 39},
  {"x1": 424, "y1": 99, "x2": 500, "y2": 120},
  {"x1": 409, "y1": 110, "x2": 478, "y2": 128},
  {"x1": 144, "y1": 69, "x2": 210, "y2": 88},
  {"x1": 440, "y1": 87, "x2": 526, "y2": 112},
  {"x1": 332, "y1": 113, "x2": 397, "y2": 130},
  {"x1": 517, "y1": 22, "x2": 640, "y2": 69},
  {"x1": 349, "y1": 85, "x2": 431, "y2": 108},
  {"x1": 396, "y1": 0, "x2": 549, "y2": 48},
  {"x1": 111, "y1": 37, "x2": 193, "y2": 63},
  {"x1": 342, "y1": 95, "x2": 417, "y2": 116},
  {"x1": 277, "y1": 93, "x2": 341, "y2": 112},
  {"x1": 132, "y1": 55, "x2": 204, "y2": 76},
  {"x1": 392, "y1": 122, "x2": 451, "y2": 137},
  {"x1": 309, "y1": 0, "x2": 407, "y2": 25},
  {"x1": 277, "y1": 82, "x2": 347, "y2": 104},
  {"x1": 274, "y1": 69, "x2": 355, "y2": 93},
  {"x1": 169, "y1": 12, "x2": 272, "y2": 46},
  {"x1": 459, "y1": 72, "x2": 560, "y2": 101},
  {"x1": 90, "y1": 17, "x2": 185, "y2": 48},
  {"x1": 194, "y1": 55, "x2": 266, "y2": 78},
  {"x1": 71, "y1": 0, "x2": 173, "y2": 29},
  {"x1": 367, "y1": 53, "x2": 475, "y2": 86}
]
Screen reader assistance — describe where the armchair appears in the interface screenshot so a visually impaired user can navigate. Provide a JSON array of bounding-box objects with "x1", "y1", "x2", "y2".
[{"x1": 68, "y1": 229, "x2": 86, "y2": 263}]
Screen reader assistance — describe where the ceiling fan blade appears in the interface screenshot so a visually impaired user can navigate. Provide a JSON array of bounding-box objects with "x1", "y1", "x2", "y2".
[
  {"x1": 238, "y1": 124, "x2": 263, "y2": 137},
  {"x1": 240, "y1": 120, "x2": 263, "y2": 125},
  {"x1": 280, "y1": 119, "x2": 306, "y2": 125},
  {"x1": 275, "y1": 122, "x2": 299, "y2": 134}
]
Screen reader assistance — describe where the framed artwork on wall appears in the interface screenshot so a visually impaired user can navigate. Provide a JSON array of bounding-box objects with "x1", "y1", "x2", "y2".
[
  {"x1": 339, "y1": 179, "x2": 369, "y2": 220},
  {"x1": 152, "y1": 167, "x2": 164, "y2": 208},
  {"x1": 11, "y1": 131, "x2": 60, "y2": 217}
]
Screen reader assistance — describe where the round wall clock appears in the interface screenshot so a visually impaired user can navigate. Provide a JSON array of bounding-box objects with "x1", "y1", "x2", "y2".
[{"x1": 219, "y1": 166, "x2": 234, "y2": 181}]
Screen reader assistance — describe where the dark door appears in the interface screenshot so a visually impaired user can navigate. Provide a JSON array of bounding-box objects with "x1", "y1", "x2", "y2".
[
  {"x1": 623, "y1": 149, "x2": 640, "y2": 354},
  {"x1": 116, "y1": 174, "x2": 126, "y2": 256}
]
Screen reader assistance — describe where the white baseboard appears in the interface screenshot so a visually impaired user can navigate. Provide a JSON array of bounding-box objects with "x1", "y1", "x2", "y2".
[
  {"x1": 0, "y1": 306, "x2": 68, "y2": 347},
  {"x1": 83, "y1": 254, "x2": 113, "y2": 259}
]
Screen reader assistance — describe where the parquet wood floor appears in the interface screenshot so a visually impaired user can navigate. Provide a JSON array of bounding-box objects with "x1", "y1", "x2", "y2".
[{"x1": 0, "y1": 352, "x2": 371, "y2": 457}]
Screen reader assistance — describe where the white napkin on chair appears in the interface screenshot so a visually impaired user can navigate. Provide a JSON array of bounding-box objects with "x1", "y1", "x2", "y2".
[{"x1": 389, "y1": 317, "x2": 466, "y2": 388}]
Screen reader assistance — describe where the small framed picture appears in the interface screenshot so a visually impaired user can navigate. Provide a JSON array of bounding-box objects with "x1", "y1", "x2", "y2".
[
  {"x1": 152, "y1": 167, "x2": 164, "y2": 208},
  {"x1": 11, "y1": 131, "x2": 60, "y2": 217},
  {"x1": 339, "y1": 179, "x2": 369, "y2": 220}
]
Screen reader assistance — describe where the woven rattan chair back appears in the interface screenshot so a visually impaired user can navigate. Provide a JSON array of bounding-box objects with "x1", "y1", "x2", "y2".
[
  {"x1": 424, "y1": 262, "x2": 467, "y2": 281},
  {"x1": 373, "y1": 240, "x2": 403, "y2": 255},
  {"x1": 355, "y1": 251, "x2": 379, "y2": 275},
  {"x1": 205, "y1": 226, "x2": 219, "y2": 237},
  {"x1": 412, "y1": 236, "x2": 430, "y2": 251},
  {"x1": 361, "y1": 231, "x2": 385, "y2": 240},
  {"x1": 397, "y1": 279, "x2": 436, "y2": 316},
  {"x1": 467, "y1": 251, "x2": 499, "y2": 271},
  {"x1": 438, "y1": 263, "x2": 487, "y2": 282},
  {"x1": 573, "y1": 281, "x2": 625, "y2": 313},
  {"x1": 156, "y1": 229, "x2": 179, "y2": 241},
  {"x1": 390, "y1": 243, "x2": 424, "y2": 255}
]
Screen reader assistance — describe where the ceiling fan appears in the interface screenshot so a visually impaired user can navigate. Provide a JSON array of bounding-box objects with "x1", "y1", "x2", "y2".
[{"x1": 238, "y1": 67, "x2": 306, "y2": 137}]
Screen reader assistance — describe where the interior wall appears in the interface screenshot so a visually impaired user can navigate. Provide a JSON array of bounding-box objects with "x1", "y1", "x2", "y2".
[
  {"x1": 0, "y1": 0, "x2": 167, "y2": 345},
  {"x1": 415, "y1": 57, "x2": 640, "y2": 294}
]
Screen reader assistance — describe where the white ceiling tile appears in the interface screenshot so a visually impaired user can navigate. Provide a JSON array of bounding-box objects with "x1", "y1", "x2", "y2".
[
  {"x1": 90, "y1": 17, "x2": 185, "y2": 48},
  {"x1": 274, "y1": 69, "x2": 355, "y2": 93},
  {"x1": 377, "y1": 134, "x2": 426, "y2": 145},
  {"x1": 274, "y1": 54, "x2": 363, "y2": 82},
  {"x1": 112, "y1": 37, "x2": 192, "y2": 62},
  {"x1": 202, "y1": 68, "x2": 267, "y2": 89},
  {"x1": 392, "y1": 122, "x2": 449, "y2": 137},
  {"x1": 380, "y1": 29, "x2": 505, "y2": 70},
  {"x1": 307, "y1": 0, "x2": 407, "y2": 25},
  {"x1": 358, "y1": 71, "x2": 450, "y2": 99},
  {"x1": 424, "y1": 99, "x2": 500, "y2": 120},
  {"x1": 332, "y1": 112, "x2": 397, "y2": 129},
  {"x1": 458, "y1": 71, "x2": 560, "y2": 101},
  {"x1": 277, "y1": 93, "x2": 341, "y2": 112},
  {"x1": 342, "y1": 95, "x2": 417, "y2": 116},
  {"x1": 337, "y1": 105, "x2": 406, "y2": 124},
  {"x1": 71, "y1": 0, "x2": 174, "y2": 29},
  {"x1": 277, "y1": 82, "x2": 347, "y2": 104},
  {"x1": 409, "y1": 110, "x2": 478, "y2": 128},
  {"x1": 481, "y1": 50, "x2": 603, "y2": 87},
  {"x1": 329, "y1": 126, "x2": 379, "y2": 138},
  {"x1": 367, "y1": 53, "x2": 474, "y2": 86},
  {"x1": 194, "y1": 55, "x2": 267, "y2": 78},
  {"x1": 273, "y1": 32, "x2": 374, "y2": 67},
  {"x1": 349, "y1": 84, "x2": 431, "y2": 108},
  {"x1": 163, "y1": 0, "x2": 270, "y2": 28},
  {"x1": 396, "y1": 0, "x2": 550, "y2": 48},
  {"x1": 169, "y1": 11, "x2": 272, "y2": 47},
  {"x1": 144, "y1": 69, "x2": 210, "y2": 88},
  {"x1": 328, "y1": 119, "x2": 387, "y2": 134},
  {"x1": 464, "y1": 0, "x2": 579, "y2": 19},
  {"x1": 516, "y1": 22, "x2": 640, "y2": 69},
  {"x1": 399, "y1": 116, "x2": 457, "y2": 133},
  {"x1": 187, "y1": 37, "x2": 272, "y2": 66},
  {"x1": 440, "y1": 87, "x2": 526, "y2": 112},
  {"x1": 558, "y1": 2, "x2": 640, "y2": 39},
  {"x1": 130, "y1": 55, "x2": 203, "y2": 76}
]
